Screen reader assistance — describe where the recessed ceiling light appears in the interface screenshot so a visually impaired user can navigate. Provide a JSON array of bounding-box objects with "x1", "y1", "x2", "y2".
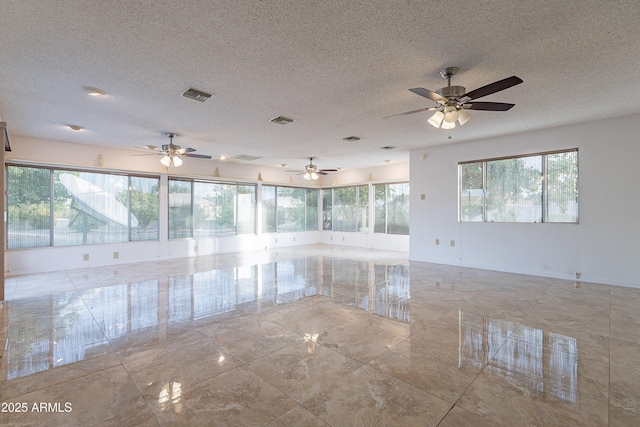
[
  {"x1": 380, "y1": 145, "x2": 396, "y2": 150},
  {"x1": 280, "y1": 163, "x2": 287, "y2": 168},
  {"x1": 66, "y1": 124, "x2": 84, "y2": 131},
  {"x1": 219, "y1": 155, "x2": 226, "y2": 160},
  {"x1": 384, "y1": 160, "x2": 392, "y2": 163},
  {"x1": 270, "y1": 116, "x2": 294, "y2": 125},
  {"x1": 343, "y1": 136, "x2": 361, "y2": 142},
  {"x1": 82, "y1": 86, "x2": 105, "y2": 96}
]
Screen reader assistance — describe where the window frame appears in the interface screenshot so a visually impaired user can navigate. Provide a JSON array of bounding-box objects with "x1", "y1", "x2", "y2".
[
  {"x1": 168, "y1": 177, "x2": 258, "y2": 239},
  {"x1": 458, "y1": 149, "x2": 578, "y2": 224},
  {"x1": 7, "y1": 163, "x2": 160, "y2": 248}
]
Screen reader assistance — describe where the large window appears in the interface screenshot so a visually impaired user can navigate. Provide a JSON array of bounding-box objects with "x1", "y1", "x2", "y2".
[
  {"x1": 262, "y1": 185, "x2": 318, "y2": 233},
  {"x1": 323, "y1": 186, "x2": 369, "y2": 232},
  {"x1": 459, "y1": 150, "x2": 578, "y2": 223},
  {"x1": 168, "y1": 178, "x2": 256, "y2": 238},
  {"x1": 7, "y1": 165, "x2": 159, "y2": 248},
  {"x1": 374, "y1": 183, "x2": 410, "y2": 235}
]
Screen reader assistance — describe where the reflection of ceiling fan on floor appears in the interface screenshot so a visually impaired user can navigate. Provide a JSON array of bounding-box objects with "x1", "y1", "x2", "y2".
[
  {"x1": 135, "y1": 133, "x2": 212, "y2": 167},
  {"x1": 286, "y1": 157, "x2": 338, "y2": 180},
  {"x1": 385, "y1": 67, "x2": 523, "y2": 129}
]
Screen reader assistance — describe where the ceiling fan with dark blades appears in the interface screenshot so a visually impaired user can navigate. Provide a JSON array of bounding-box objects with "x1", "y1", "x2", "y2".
[
  {"x1": 134, "y1": 133, "x2": 212, "y2": 167},
  {"x1": 286, "y1": 157, "x2": 338, "y2": 180},
  {"x1": 385, "y1": 67, "x2": 523, "y2": 129}
]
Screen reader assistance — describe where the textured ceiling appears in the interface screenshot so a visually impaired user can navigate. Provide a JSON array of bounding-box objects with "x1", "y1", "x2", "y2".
[{"x1": 1, "y1": 0, "x2": 639, "y2": 170}]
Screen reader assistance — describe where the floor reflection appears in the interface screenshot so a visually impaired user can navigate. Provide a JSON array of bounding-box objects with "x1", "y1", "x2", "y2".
[
  {"x1": 458, "y1": 311, "x2": 579, "y2": 403},
  {"x1": 3, "y1": 256, "x2": 411, "y2": 380},
  {"x1": 2, "y1": 255, "x2": 579, "y2": 406}
]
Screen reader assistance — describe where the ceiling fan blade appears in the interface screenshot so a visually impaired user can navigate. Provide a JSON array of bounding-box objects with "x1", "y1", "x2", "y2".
[
  {"x1": 383, "y1": 106, "x2": 439, "y2": 119},
  {"x1": 176, "y1": 147, "x2": 196, "y2": 154},
  {"x1": 409, "y1": 87, "x2": 447, "y2": 104},
  {"x1": 183, "y1": 153, "x2": 212, "y2": 159},
  {"x1": 162, "y1": 144, "x2": 169, "y2": 151},
  {"x1": 462, "y1": 101, "x2": 516, "y2": 111},
  {"x1": 462, "y1": 76, "x2": 523, "y2": 101},
  {"x1": 135, "y1": 144, "x2": 161, "y2": 151},
  {"x1": 319, "y1": 169, "x2": 338, "y2": 173},
  {"x1": 131, "y1": 153, "x2": 163, "y2": 156}
]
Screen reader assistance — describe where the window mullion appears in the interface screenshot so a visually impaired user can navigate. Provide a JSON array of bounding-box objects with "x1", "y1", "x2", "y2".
[
  {"x1": 50, "y1": 169, "x2": 55, "y2": 246},
  {"x1": 542, "y1": 155, "x2": 548, "y2": 223}
]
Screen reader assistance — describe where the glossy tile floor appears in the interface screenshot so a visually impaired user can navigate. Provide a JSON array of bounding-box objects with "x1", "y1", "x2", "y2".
[{"x1": 1, "y1": 244, "x2": 639, "y2": 426}]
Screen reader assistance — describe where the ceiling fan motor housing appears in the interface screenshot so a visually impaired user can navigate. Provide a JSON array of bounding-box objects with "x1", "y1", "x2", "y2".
[{"x1": 437, "y1": 85, "x2": 466, "y2": 99}]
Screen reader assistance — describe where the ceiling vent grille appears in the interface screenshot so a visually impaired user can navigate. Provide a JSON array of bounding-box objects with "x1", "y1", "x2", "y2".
[
  {"x1": 270, "y1": 116, "x2": 294, "y2": 125},
  {"x1": 343, "y1": 136, "x2": 361, "y2": 142},
  {"x1": 231, "y1": 154, "x2": 263, "y2": 161},
  {"x1": 182, "y1": 87, "x2": 213, "y2": 102}
]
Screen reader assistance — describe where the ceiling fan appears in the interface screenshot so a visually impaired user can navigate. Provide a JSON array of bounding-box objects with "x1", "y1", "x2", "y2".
[
  {"x1": 286, "y1": 157, "x2": 338, "y2": 180},
  {"x1": 135, "y1": 133, "x2": 212, "y2": 167},
  {"x1": 385, "y1": 67, "x2": 523, "y2": 129}
]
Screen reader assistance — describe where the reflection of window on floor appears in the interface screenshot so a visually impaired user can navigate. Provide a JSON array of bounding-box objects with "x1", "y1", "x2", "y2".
[
  {"x1": 5, "y1": 257, "x2": 413, "y2": 381},
  {"x1": 458, "y1": 312, "x2": 578, "y2": 403}
]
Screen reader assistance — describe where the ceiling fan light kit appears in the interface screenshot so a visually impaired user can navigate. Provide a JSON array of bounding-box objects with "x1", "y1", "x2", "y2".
[
  {"x1": 390, "y1": 67, "x2": 523, "y2": 130},
  {"x1": 135, "y1": 132, "x2": 212, "y2": 167},
  {"x1": 286, "y1": 157, "x2": 338, "y2": 180}
]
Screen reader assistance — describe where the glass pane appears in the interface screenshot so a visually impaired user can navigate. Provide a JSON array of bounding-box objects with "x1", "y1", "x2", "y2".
[
  {"x1": 460, "y1": 163, "x2": 484, "y2": 222},
  {"x1": 305, "y1": 189, "x2": 318, "y2": 231},
  {"x1": 277, "y1": 187, "x2": 305, "y2": 232},
  {"x1": 322, "y1": 189, "x2": 332, "y2": 230},
  {"x1": 486, "y1": 156, "x2": 542, "y2": 222},
  {"x1": 237, "y1": 185, "x2": 256, "y2": 234},
  {"x1": 387, "y1": 183, "x2": 410, "y2": 235},
  {"x1": 54, "y1": 171, "x2": 129, "y2": 245},
  {"x1": 168, "y1": 179, "x2": 192, "y2": 239},
  {"x1": 357, "y1": 185, "x2": 369, "y2": 232},
  {"x1": 374, "y1": 184, "x2": 386, "y2": 233},
  {"x1": 546, "y1": 151, "x2": 578, "y2": 223},
  {"x1": 262, "y1": 185, "x2": 277, "y2": 233},
  {"x1": 194, "y1": 182, "x2": 236, "y2": 237},
  {"x1": 332, "y1": 187, "x2": 357, "y2": 231},
  {"x1": 129, "y1": 176, "x2": 159, "y2": 241},
  {"x1": 7, "y1": 166, "x2": 51, "y2": 248}
]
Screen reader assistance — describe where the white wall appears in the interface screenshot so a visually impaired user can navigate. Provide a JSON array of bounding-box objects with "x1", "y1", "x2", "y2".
[
  {"x1": 410, "y1": 113, "x2": 640, "y2": 287},
  {"x1": 5, "y1": 135, "x2": 409, "y2": 274}
]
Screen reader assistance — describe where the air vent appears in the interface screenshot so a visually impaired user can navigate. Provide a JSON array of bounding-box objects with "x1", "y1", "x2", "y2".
[
  {"x1": 182, "y1": 87, "x2": 213, "y2": 102},
  {"x1": 231, "y1": 154, "x2": 263, "y2": 161},
  {"x1": 380, "y1": 145, "x2": 396, "y2": 150},
  {"x1": 343, "y1": 136, "x2": 361, "y2": 142},
  {"x1": 270, "y1": 116, "x2": 294, "y2": 125}
]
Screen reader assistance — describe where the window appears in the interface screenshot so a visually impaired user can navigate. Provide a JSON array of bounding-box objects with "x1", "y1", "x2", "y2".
[
  {"x1": 168, "y1": 179, "x2": 192, "y2": 239},
  {"x1": 262, "y1": 185, "x2": 318, "y2": 233},
  {"x1": 169, "y1": 178, "x2": 256, "y2": 238},
  {"x1": 324, "y1": 185, "x2": 369, "y2": 232},
  {"x1": 7, "y1": 165, "x2": 159, "y2": 248},
  {"x1": 374, "y1": 183, "x2": 409, "y2": 235},
  {"x1": 262, "y1": 185, "x2": 277, "y2": 233},
  {"x1": 459, "y1": 149, "x2": 578, "y2": 223}
]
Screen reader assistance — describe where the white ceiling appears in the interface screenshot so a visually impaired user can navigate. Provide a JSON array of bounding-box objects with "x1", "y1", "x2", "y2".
[{"x1": 1, "y1": 1, "x2": 639, "y2": 171}]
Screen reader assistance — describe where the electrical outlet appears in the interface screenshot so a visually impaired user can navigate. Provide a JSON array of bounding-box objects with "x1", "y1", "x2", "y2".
[
  {"x1": 450, "y1": 240, "x2": 455, "y2": 247},
  {"x1": 193, "y1": 245, "x2": 198, "y2": 252},
  {"x1": 83, "y1": 254, "x2": 89, "y2": 261},
  {"x1": 435, "y1": 239, "x2": 440, "y2": 245},
  {"x1": 292, "y1": 236, "x2": 296, "y2": 242},
  {"x1": 421, "y1": 194, "x2": 426, "y2": 200},
  {"x1": 113, "y1": 251, "x2": 119, "y2": 259}
]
